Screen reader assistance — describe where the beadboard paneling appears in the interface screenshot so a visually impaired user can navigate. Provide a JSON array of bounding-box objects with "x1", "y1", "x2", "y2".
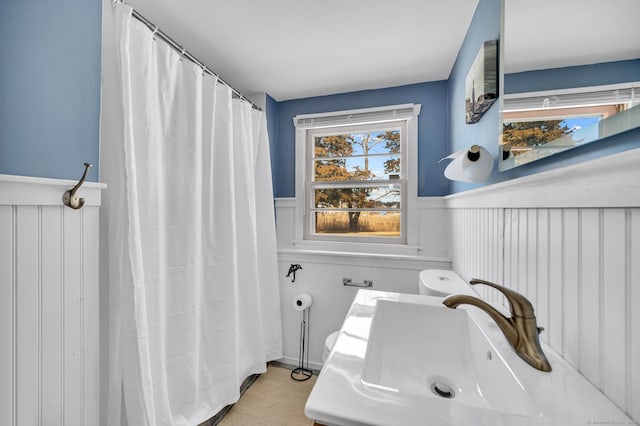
[
  {"x1": 0, "y1": 175, "x2": 102, "y2": 426},
  {"x1": 41, "y1": 206, "x2": 63, "y2": 424},
  {"x1": 275, "y1": 197, "x2": 451, "y2": 369},
  {"x1": 449, "y1": 206, "x2": 640, "y2": 421},
  {"x1": 449, "y1": 208, "x2": 503, "y2": 305},
  {"x1": 15, "y1": 206, "x2": 40, "y2": 425},
  {"x1": 0, "y1": 207, "x2": 15, "y2": 426},
  {"x1": 601, "y1": 209, "x2": 628, "y2": 411},
  {"x1": 631, "y1": 209, "x2": 640, "y2": 421}
]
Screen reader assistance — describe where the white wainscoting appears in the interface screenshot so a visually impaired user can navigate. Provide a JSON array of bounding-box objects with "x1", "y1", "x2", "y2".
[
  {"x1": 446, "y1": 149, "x2": 640, "y2": 422},
  {"x1": 275, "y1": 197, "x2": 451, "y2": 369},
  {"x1": 0, "y1": 175, "x2": 105, "y2": 426}
]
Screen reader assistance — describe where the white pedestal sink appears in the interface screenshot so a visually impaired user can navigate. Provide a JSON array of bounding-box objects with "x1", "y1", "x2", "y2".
[
  {"x1": 305, "y1": 289, "x2": 632, "y2": 426},
  {"x1": 362, "y1": 300, "x2": 539, "y2": 418}
]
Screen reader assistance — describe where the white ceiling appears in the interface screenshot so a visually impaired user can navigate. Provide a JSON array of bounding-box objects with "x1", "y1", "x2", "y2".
[
  {"x1": 124, "y1": 0, "x2": 479, "y2": 101},
  {"x1": 121, "y1": 0, "x2": 640, "y2": 103}
]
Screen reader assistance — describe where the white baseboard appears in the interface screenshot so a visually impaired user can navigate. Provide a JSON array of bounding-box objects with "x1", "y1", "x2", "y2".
[{"x1": 277, "y1": 356, "x2": 324, "y2": 373}]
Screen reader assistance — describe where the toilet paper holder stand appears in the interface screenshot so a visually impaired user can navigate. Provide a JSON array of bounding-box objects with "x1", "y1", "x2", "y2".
[{"x1": 291, "y1": 307, "x2": 313, "y2": 382}]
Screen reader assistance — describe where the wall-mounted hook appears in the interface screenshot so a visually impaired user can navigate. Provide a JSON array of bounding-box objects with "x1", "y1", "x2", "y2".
[
  {"x1": 63, "y1": 163, "x2": 92, "y2": 209},
  {"x1": 286, "y1": 264, "x2": 303, "y2": 283}
]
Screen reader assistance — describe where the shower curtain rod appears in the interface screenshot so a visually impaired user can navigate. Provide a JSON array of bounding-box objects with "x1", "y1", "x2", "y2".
[{"x1": 115, "y1": 1, "x2": 262, "y2": 111}]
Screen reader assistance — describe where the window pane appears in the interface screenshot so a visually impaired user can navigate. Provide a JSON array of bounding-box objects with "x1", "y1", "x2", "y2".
[
  {"x1": 314, "y1": 211, "x2": 400, "y2": 236},
  {"x1": 314, "y1": 156, "x2": 400, "y2": 181},
  {"x1": 314, "y1": 130, "x2": 400, "y2": 159},
  {"x1": 303, "y1": 117, "x2": 409, "y2": 243},
  {"x1": 314, "y1": 185, "x2": 401, "y2": 209}
]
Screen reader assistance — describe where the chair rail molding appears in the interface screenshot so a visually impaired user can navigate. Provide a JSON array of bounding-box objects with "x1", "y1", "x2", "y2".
[
  {"x1": 0, "y1": 174, "x2": 106, "y2": 206},
  {"x1": 445, "y1": 147, "x2": 640, "y2": 209}
]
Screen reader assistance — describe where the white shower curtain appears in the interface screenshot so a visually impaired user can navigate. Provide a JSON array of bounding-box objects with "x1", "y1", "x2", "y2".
[{"x1": 102, "y1": 5, "x2": 282, "y2": 425}]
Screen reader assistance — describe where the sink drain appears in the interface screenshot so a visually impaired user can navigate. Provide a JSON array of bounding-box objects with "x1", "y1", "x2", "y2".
[{"x1": 431, "y1": 382, "x2": 455, "y2": 399}]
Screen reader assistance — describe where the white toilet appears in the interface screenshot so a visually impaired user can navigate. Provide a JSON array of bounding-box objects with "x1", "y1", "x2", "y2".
[
  {"x1": 418, "y1": 269, "x2": 476, "y2": 297},
  {"x1": 322, "y1": 270, "x2": 475, "y2": 365},
  {"x1": 322, "y1": 330, "x2": 339, "y2": 363}
]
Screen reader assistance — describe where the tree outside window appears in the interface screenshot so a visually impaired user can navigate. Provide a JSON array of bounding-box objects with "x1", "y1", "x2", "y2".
[{"x1": 311, "y1": 128, "x2": 402, "y2": 237}]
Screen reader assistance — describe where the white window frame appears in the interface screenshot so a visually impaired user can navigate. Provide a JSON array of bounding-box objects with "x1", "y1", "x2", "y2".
[{"x1": 293, "y1": 104, "x2": 421, "y2": 254}]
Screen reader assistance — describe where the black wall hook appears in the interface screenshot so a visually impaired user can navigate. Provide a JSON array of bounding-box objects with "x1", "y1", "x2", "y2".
[{"x1": 286, "y1": 264, "x2": 303, "y2": 283}]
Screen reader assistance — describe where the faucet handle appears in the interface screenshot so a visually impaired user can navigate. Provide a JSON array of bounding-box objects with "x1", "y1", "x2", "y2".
[{"x1": 469, "y1": 278, "x2": 536, "y2": 319}]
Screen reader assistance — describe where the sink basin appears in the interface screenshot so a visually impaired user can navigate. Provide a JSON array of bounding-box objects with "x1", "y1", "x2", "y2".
[
  {"x1": 361, "y1": 300, "x2": 538, "y2": 417},
  {"x1": 305, "y1": 289, "x2": 633, "y2": 426}
]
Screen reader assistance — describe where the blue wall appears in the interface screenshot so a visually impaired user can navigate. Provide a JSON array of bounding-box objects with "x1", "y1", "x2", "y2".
[
  {"x1": 266, "y1": 93, "x2": 279, "y2": 194},
  {"x1": 3, "y1": 0, "x2": 635, "y2": 191},
  {"x1": 271, "y1": 82, "x2": 451, "y2": 197},
  {"x1": 505, "y1": 59, "x2": 640, "y2": 94},
  {"x1": 266, "y1": 0, "x2": 502, "y2": 197},
  {"x1": 446, "y1": 0, "x2": 501, "y2": 194},
  {"x1": 0, "y1": 0, "x2": 101, "y2": 181}
]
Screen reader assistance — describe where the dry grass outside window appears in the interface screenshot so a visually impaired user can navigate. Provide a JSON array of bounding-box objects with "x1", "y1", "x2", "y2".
[{"x1": 315, "y1": 211, "x2": 400, "y2": 236}]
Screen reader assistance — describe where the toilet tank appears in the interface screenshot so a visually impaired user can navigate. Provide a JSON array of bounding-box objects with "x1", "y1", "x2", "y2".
[{"x1": 418, "y1": 269, "x2": 477, "y2": 297}]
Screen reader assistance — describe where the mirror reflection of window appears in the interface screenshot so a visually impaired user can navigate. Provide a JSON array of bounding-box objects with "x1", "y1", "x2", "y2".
[{"x1": 500, "y1": 80, "x2": 640, "y2": 166}]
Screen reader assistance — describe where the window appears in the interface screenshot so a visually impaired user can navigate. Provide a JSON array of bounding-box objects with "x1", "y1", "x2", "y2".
[
  {"x1": 294, "y1": 104, "x2": 420, "y2": 248},
  {"x1": 308, "y1": 123, "x2": 405, "y2": 243}
]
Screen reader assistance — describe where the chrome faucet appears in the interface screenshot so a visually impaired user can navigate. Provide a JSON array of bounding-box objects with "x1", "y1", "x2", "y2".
[{"x1": 442, "y1": 278, "x2": 552, "y2": 372}]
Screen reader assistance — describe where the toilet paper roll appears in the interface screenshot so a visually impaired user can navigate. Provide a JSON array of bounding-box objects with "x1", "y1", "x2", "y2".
[
  {"x1": 442, "y1": 145, "x2": 493, "y2": 183},
  {"x1": 293, "y1": 293, "x2": 313, "y2": 311}
]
